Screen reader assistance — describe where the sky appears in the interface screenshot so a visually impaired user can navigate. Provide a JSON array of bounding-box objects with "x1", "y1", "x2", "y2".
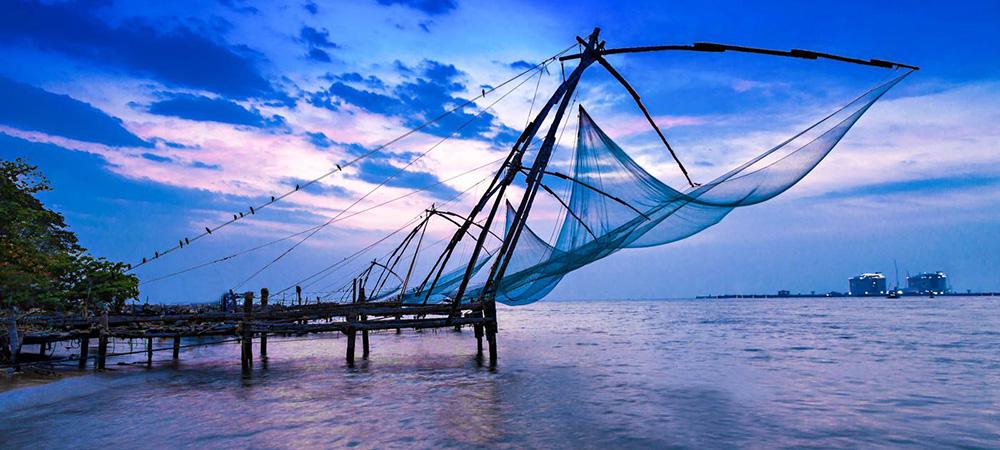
[{"x1": 0, "y1": 0, "x2": 998, "y2": 302}]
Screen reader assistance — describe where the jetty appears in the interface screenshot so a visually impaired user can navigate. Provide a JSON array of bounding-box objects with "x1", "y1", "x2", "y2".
[{"x1": 3, "y1": 283, "x2": 498, "y2": 371}]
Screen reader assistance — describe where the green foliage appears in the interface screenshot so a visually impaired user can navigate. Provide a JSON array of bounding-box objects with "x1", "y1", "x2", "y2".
[{"x1": 1, "y1": 158, "x2": 138, "y2": 311}]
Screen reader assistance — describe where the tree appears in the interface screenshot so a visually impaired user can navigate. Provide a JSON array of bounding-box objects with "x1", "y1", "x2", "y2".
[{"x1": 0, "y1": 158, "x2": 138, "y2": 311}]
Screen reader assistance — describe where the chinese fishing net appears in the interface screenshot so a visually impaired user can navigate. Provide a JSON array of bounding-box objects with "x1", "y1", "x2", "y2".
[{"x1": 391, "y1": 70, "x2": 911, "y2": 305}]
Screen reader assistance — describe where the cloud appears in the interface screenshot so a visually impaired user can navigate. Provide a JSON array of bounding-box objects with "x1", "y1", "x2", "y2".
[
  {"x1": 305, "y1": 131, "x2": 333, "y2": 148},
  {"x1": 147, "y1": 93, "x2": 284, "y2": 128},
  {"x1": 0, "y1": 76, "x2": 150, "y2": 147},
  {"x1": 0, "y1": 0, "x2": 274, "y2": 99},
  {"x1": 303, "y1": 2, "x2": 318, "y2": 15},
  {"x1": 308, "y1": 59, "x2": 513, "y2": 141},
  {"x1": 820, "y1": 175, "x2": 1000, "y2": 200},
  {"x1": 353, "y1": 158, "x2": 461, "y2": 199},
  {"x1": 307, "y1": 48, "x2": 332, "y2": 63},
  {"x1": 299, "y1": 26, "x2": 339, "y2": 49},
  {"x1": 509, "y1": 60, "x2": 535, "y2": 71},
  {"x1": 376, "y1": 0, "x2": 457, "y2": 16},
  {"x1": 219, "y1": 0, "x2": 259, "y2": 14},
  {"x1": 142, "y1": 152, "x2": 173, "y2": 163}
]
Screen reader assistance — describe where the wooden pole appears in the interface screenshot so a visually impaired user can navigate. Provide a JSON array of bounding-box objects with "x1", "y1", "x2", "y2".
[
  {"x1": 172, "y1": 336, "x2": 180, "y2": 359},
  {"x1": 474, "y1": 324, "x2": 484, "y2": 354},
  {"x1": 79, "y1": 337, "x2": 89, "y2": 368},
  {"x1": 360, "y1": 286, "x2": 369, "y2": 359},
  {"x1": 97, "y1": 335, "x2": 107, "y2": 370},
  {"x1": 259, "y1": 288, "x2": 269, "y2": 357},
  {"x1": 485, "y1": 300, "x2": 498, "y2": 366},
  {"x1": 97, "y1": 308, "x2": 108, "y2": 370},
  {"x1": 146, "y1": 337, "x2": 153, "y2": 365},
  {"x1": 241, "y1": 292, "x2": 253, "y2": 371},
  {"x1": 346, "y1": 279, "x2": 356, "y2": 365},
  {"x1": 5, "y1": 313, "x2": 20, "y2": 369}
]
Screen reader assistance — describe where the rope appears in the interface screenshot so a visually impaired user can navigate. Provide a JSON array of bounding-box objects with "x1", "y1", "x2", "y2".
[
  {"x1": 231, "y1": 64, "x2": 552, "y2": 291},
  {"x1": 279, "y1": 167, "x2": 496, "y2": 297},
  {"x1": 128, "y1": 44, "x2": 577, "y2": 272},
  {"x1": 138, "y1": 156, "x2": 504, "y2": 286}
]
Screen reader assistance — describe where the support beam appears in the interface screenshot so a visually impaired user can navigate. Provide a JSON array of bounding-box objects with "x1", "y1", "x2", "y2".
[
  {"x1": 172, "y1": 336, "x2": 180, "y2": 360},
  {"x1": 557, "y1": 42, "x2": 919, "y2": 70},
  {"x1": 146, "y1": 337, "x2": 153, "y2": 365}
]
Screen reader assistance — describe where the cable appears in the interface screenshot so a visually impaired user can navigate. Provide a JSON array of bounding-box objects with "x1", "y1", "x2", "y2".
[
  {"x1": 128, "y1": 43, "x2": 577, "y2": 272},
  {"x1": 138, "y1": 156, "x2": 505, "y2": 286},
  {"x1": 281, "y1": 168, "x2": 496, "y2": 297},
  {"x1": 231, "y1": 63, "x2": 552, "y2": 291}
]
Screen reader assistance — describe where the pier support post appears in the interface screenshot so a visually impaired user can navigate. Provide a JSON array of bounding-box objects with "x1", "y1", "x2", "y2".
[
  {"x1": 474, "y1": 323, "x2": 484, "y2": 355},
  {"x1": 346, "y1": 328, "x2": 356, "y2": 365},
  {"x1": 485, "y1": 299, "x2": 498, "y2": 366},
  {"x1": 146, "y1": 337, "x2": 153, "y2": 365},
  {"x1": 97, "y1": 308, "x2": 108, "y2": 370},
  {"x1": 346, "y1": 279, "x2": 358, "y2": 365},
  {"x1": 97, "y1": 335, "x2": 107, "y2": 370},
  {"x1": 172, "y1": 336, "x2": 180, "y2": 360},
  {"x1": 3, "y1": 312, "x2": 21, "y2": 369},
  {"x1": 79, "y1": 337, "x2": 89, "y2": 368},
  {"x1": 241, "y1": 292, "x2": 253, "y2": 371},
  {"x1": 259, "y1": 288, "x2": 269, "y2": 357},
  {"x1": 360, "y1": 286, "x2": 369, "y2": 359}
]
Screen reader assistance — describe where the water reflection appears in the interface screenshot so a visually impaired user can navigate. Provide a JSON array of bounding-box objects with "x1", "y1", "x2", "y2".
[{"x1": 1, "y1": 297, "x2": 999, "y2": 449}]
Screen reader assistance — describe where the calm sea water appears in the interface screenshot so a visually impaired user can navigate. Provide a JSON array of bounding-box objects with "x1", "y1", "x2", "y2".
[{"x1": 2, "y1": 297, "x2": 999, "y2": 449}]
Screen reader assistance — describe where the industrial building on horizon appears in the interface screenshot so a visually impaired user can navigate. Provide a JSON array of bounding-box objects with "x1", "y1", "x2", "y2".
[
  {"x1": 848, "y1": 271, "x2": 950, "y2": 296},
  {"x1": 904, "y1": 271, "x2": 950, "y2": 295},
  {"x1": 848, "y1": 273, "x2": 887, "y2": 296}
]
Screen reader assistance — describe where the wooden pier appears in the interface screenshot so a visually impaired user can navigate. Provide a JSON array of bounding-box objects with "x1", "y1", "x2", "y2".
[{"x1": 1, "y1": 287, "x2": 499, "y2": 371}]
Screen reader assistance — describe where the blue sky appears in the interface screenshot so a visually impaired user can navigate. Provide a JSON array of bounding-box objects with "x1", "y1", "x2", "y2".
[{"x1": 0, "y1": 0, "x2": 997, "y2": 302}]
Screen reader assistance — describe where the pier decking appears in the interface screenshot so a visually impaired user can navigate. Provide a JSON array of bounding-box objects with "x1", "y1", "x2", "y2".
[{"x1": 2, "y1": 287, "x2": 499, "y2": 371}]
